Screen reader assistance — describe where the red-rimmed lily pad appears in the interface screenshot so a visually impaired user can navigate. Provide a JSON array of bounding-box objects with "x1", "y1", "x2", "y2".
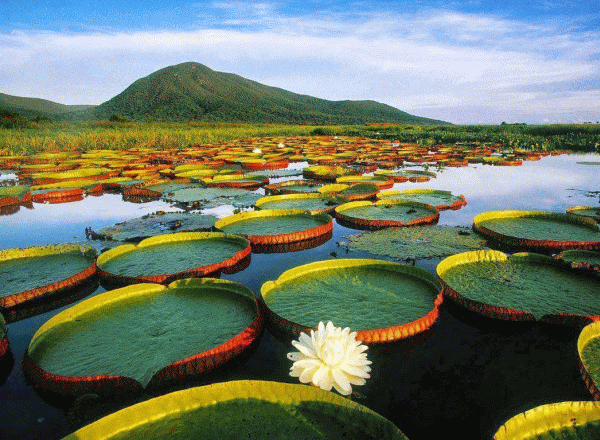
[
  {"x1": 303, "y1": 165, "x2": 361, "y2": 181},
  {"x1": 492, "y1": 401, "x2": 600, "y2": 439},
  {"x1": 97, "y1": 232, "x2": 251, "y2": 289},
  {"x1": 578, "y1": 322, "x2": 600, "y2": 400},
  {"x1": 0, "y1": 244, "x2": 98, "y2": 322},
  {"x1": 555, "y1": 249, "x2": 600, "y2": 274},
  {"x1": 201, "y1": 174, "x2": 269, "y2": 190},
  {"x1": 377, "y1": 189, "x2": 467, "y2": 211},
  {"x1": 60, "y1": 380, "x2": 406, "y2": 439},
  {"x1": 255, "y1": 193, "x2": 339, "y2": 215},
  {"x1": 263, "y1": 179, "x2": 324, "y2": 195},
  {"x1": 23, "y1": 278, "x2": 263, "y2": 396},
  {"x1": 215, "y1": 209, "x2": 333, "y2": 253},
  {"x1": 319, "y1": 183, "x2": 380, "y2": 202},
  {"x1": 335, "y1": 199, "x2": 439, "y2": 230},
  {"x1": 336, "y1": 175, "x2": 395, "y2": 190},
  {"x1": 473, "y1": 210, "x2": 600, "y2": 252},
  {"x1": 260, "y1": 258, "x2": 442, "y2": 344},
  {"x1": 437, "y1": 250, "x2": 600, "y2": 325},
  {"x1": 567, "y1": 205, "x2": 600, "y2": 222}
]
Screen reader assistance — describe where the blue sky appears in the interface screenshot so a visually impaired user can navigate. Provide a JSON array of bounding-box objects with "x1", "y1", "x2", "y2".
[{"x1": 1, "y1": 0, "x2": 598, "y2": 124}]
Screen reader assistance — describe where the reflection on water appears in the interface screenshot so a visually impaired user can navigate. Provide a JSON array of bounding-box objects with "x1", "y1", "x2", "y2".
[{"x1": 0, "y1": 153, "x2": 599, "y2": 440}]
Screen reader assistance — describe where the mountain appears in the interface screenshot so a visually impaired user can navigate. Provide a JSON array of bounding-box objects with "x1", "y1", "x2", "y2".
[
  {"x1": 94, "y1": 62, "x2": 447, "y2": 124},
  {"x1": 0, "y1": 92, "x2": 94, "y2": 118}
]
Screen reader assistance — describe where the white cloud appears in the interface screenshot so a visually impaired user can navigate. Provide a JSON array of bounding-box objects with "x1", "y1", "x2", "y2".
[{"x1": 1, "y1": 8, "x2": 598, "y2": 123}]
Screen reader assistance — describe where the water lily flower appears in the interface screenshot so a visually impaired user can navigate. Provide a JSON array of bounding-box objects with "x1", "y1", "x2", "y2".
[{"x1": 287, "y1": 321, "x2": 372, "y2": 396}]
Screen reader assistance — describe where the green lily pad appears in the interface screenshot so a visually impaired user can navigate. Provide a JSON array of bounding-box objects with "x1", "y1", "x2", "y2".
[
  {"x1": 0, "y1": 244, "x2": 97, "y2": 307},
  {"x1": 216, "y1": 209, "x2": 332, "y2": 237},
  {"x1": 264, "y1": 179, "x2": 324, "y2": 195},
  {"x1": 473, "y1": 210, "x2": 600, "y2": 252},
  {"x1": 567, "y1": 205, "x2": 600, "y2": 222},
  {"x1": 555, "y1": 249, "x2": 600, "y2": 272},
  {"x1": 335, "y1": 200, "x2": 439, "y2": 230},
  {"x1": 0, "y1": 185, "x2": 30, "y2": 199},
  {"x1": 377, "y1": 189, "x2": 467, "y2": 211},
  {"x1": 97, "y1": 232, "x2": 251, "y2": 286},
  {"x1": 261, "y1": 258, "x2": 442, "y2": 343},
  {"x1": 578, "y1": 322, "x2": 600, "y2": 400},
  {"x1": 91, "y1": 212, "x2": 218, "y2": 242},
  {"x1": 437, "y1": 250, "x2": 600, "y2": 323},
  {"x1": 61, "y1": 380, "x2": 407, "y2": 439},
  {"x1": 493, "y1": 401, "x2": 600, "y2": 440},
  {"x1": 255, "y1": 193, "x2": 339, "y2": 214},
  {"x1": 341, "y1": 226, "x2": 487, "y2": 260},
  {"x1": 25, "y1": 279, "x2": 262, "y2": 392}
]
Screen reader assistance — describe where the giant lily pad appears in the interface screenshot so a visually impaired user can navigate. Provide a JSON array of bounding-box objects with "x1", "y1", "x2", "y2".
[
  {"x1": 23, "y1": 278, "x2": 263, "y2": 396},
  {"x1": 578, "y1": 322, "x2": 600, "y2": 400},
  {"x1": 336, "y1": 175, "x2": 395, "y2": 190},
  {"x1": 320, "y1": 183, "x2": 380, "y2": 202},
  {"x1": 264, "y1": 179, "x2": 324, "y2": 195},
  {"x1": 437, "y1": 250, "x2": 600, "y2": 324},
  {"x1": 0, "y1": 244, "x2": 98, "y2": 319},
  {"x1": 97, "y1": 232, "x2": 251, "y2": 288},
  {"x1": 160, "y1": 185, "x2": 261, "y2": 210},
  {"x1": 61, "y1": 380, "x2": 406, "y2": 439},
  {"x1": 202, "y1": 174, "x2": 268, "y2": 190},
  {"x1": 89, "y1": 212, "x2": 218, "y2": 242},
  {"x1": 555, "y1": 249, "x2": 600, "y2": 273},
  {"x1": 473, "y1": 210, "x2": 600, "y2": 252},
  {"x1": 215, "y1": 209, "x2": 333, "y2": 253},
  {"x1": 567, "y1": 205, "x2": 600, "y2": 222},
  {"x1": 335, "y1": 200, "x2": 439, "y2": 230},
  {"x1": 341, "y1": 226, "x2": 487, "y2": 260},
  {"x1": 303, "y1": 165, "x2": 360, "y2": 181},
  {"x1": 255, "y1": 193, "x2": 339, "y2": 214},
  {"x1": 492, "y1": 401, "x2": 600, "y2": 439},
  {"x1": 260, "y1": 258, "x2": 442, "y2": 344},
  {"x1": 377, "y1": 189, "x2": 467, "y2": 211}
]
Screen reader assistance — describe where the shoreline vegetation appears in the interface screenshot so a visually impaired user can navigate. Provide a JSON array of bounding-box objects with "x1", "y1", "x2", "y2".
[{"x1": 0, "y1": 119, "x2": 599, "y2": 156}]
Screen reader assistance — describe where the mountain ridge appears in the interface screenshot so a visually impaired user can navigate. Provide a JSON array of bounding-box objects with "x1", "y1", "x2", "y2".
[{"x1": 2, "y1": 62, "x2": 449, "y2": 125}]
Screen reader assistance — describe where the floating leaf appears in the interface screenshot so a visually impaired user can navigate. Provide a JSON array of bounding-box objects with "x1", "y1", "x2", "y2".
[
  {"x1": 61, "y1": 380, "x2": 407, "y2": 439},
  {"x1": 24, "y1": 278, "x2": 263, "y2": 395},
  {"x1": 473, "y1": 210, "x2": 600, "y2": 252},
  {"x1": 89, "y1": 212, "x2": 218, "y2": 242},
  {"x1": 260, "y1": 258, "x2": 442, "y2": 344},
  {"x1": 335, "y1": 200, "x2": 439, "y2": 230},
  {"x1": 342, "y1": 225, "x2": 487, "y2": 260},
  {"x1": 492, "y1": 401, "x2": 600, "y2": 439},
  {"x1": 437, "y1": 250, "x2": 600, "y2": 323}
]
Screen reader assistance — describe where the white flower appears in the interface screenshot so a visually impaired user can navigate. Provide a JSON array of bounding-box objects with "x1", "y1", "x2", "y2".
[{"x1": 287, "y1": 321, "x2": 372, "y2": 396}]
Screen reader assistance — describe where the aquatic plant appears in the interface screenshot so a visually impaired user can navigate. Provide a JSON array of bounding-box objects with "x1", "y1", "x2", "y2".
[
  {"x1": 287, "y1": 321, "x2": 371, "y2": 396},
  {"x1": 341, "y1": 225, "x2": 486, "y2": 260}
]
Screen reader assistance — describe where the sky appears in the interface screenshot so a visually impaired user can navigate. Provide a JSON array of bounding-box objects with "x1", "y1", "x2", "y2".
[{"x1": 1, "y1": 0, "x2": 599, "y2": 124}]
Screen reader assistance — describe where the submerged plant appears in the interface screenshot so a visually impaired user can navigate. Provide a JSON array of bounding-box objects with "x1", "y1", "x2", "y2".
[{"x1": 287, "y1": 321, "x2": 371, "y2": 396}]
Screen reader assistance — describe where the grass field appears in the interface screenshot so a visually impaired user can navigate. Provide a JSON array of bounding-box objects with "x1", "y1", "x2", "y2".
[{"x1": 0, "y1": 120, "x2": 599, "y2": 156}]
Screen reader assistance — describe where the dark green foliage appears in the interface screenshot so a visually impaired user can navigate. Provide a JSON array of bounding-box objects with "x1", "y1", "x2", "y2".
[
  {"x1": 93, "y1": 62, "x2": 446, "y2": 125},
  {"x1": 0, "y1": 92, "x2": 94, "y2": 119},
  {"x1": 0, "y1": 108, "x2": 29, "y2": 128}
]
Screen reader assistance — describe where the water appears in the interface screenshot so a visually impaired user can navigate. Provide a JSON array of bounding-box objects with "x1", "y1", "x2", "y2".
[{"x1": 1, "y1": 153, "x2": 599, "y2": 440}]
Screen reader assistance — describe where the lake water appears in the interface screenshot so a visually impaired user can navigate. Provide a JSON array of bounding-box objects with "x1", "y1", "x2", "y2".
[{"x1": 1, "y1": 153, "x2": 599, "y2": 440}]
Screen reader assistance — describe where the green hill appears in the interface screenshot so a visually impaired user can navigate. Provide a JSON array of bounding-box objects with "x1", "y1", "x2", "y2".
[
  {"x1": 94, "y1": 62, "x2": 447, "y2": 124},
  {"x1": 0, "y1": 92, "x2": 94, "y2": 118}
]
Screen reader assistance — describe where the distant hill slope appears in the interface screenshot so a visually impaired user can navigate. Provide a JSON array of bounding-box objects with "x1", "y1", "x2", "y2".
[
  {"x1": 94, "y1": 62, "x2": 447, "y2": 125},
  {"x1": 0, "y1": 92, "x2": 94, "y2": 118}
]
